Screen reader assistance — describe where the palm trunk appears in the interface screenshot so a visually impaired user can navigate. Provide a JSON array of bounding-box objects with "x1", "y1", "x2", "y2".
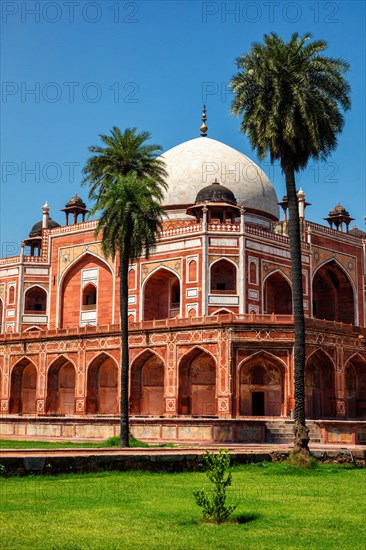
[
  {"x1": 284, "y1": 165, "x2": 310, "y2": 455},
  {"x1": 119, "y1": 249, "x2": 130, "y2": 447}
]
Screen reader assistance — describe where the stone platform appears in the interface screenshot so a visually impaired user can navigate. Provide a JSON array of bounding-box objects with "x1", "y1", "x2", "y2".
[{"x1": 1, "y1": 416, "x2": 366, "y2": 445}]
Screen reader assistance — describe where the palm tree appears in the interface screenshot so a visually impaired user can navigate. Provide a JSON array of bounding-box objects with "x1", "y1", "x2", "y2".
[
  {"x1": 230, "y1": 33, "x2": 350, "y2": 455},
  {"x1": 90, "y1": 171, "x2": 166, "y2": 447},
  {"x1": 83, "y1": 126, "x2": 167, "y2": 201}
]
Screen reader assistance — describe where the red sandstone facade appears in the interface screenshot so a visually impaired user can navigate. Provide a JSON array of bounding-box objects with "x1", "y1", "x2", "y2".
[{"x1": 0, "y1": 136, "x2": 365, "y2": 444}]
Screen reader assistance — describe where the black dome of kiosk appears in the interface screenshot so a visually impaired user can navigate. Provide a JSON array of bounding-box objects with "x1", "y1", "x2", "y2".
[
  {"x1": 29, "y1": 219, "x2": 60, "y2": 238},
  {"x1": 195, "y1": 179, "x2": 237, "y2": 206}
]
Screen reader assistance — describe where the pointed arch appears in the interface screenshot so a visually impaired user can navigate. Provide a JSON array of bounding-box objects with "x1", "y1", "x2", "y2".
[
  {"x1": 305, "y1": 349, "x2": 336, "y2": 418},
  {"x1": 178, "y1": 347, "x2": 216, "y2": 416},
  {"x1": 46, "y1": 356, "x2": 76, "y2": 415},
  {"x1": 86, "y1": 352, "x2": 118, "y2": 414},
  {"x1": 9, "y1": 357, "x2": 38, "y2": 414},
  {"x1": 263, "y1": 270, "x2": 292, "y2": 314},
  {"x1": 344, "y1": 353, "x2": 366, "y2": 418},
  {"x1": 238, "y1": 351, "x2": 285, "y2": 417},
  {"x1": 24, "y1": 285, "x2": 47, "y2": 314},
  {"x1": 210, "y1": 258, "x2": 237, "y2": 294},
  {"x1": 312, "y1": 259, "x2": 355, "y2": 324},
  {"x1": 143, "y1": 267, "x2": 181, "y2": 321},
  {"x1": 212, "y1": 308, "x2": 235, "y2": 316},
  {"x1": 130, "y1": 349, "x2": 165, "y2": 415},
  {"x1": 59, "y1": 252, "x2": 113, "y2": 328}
]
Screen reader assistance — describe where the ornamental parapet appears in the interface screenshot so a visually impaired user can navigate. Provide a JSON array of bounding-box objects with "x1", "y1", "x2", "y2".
[{"x1": 1, "y1": 314, "x2": 365, "y2": 343}]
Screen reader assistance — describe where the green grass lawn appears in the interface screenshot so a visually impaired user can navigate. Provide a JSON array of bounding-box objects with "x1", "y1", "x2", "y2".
[
  {"x1": 0, "y1": 436, "x2": 173, "y2": 449},
  {"x1": 0, "y1": 463, "x2": 365, "y2": 550}
]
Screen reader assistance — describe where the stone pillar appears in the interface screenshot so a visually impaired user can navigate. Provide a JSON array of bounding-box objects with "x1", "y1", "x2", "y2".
[
  {"x1": 239, "y1": 207, "x2": 245, "y2": 314},
  {"x1": 202, "y1": 206, "x2": 208, "y2": 316},
  {"x1": 165, "y1": 337, "x2": 177, "y2": 416},
  {"x1": 217, "y1": 329, "x2": 233, "y2": 417}
]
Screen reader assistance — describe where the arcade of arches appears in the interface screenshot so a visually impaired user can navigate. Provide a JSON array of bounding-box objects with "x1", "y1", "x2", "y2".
[{"x1": 4, "y1": 349, "x2": 366, "y2": 420}]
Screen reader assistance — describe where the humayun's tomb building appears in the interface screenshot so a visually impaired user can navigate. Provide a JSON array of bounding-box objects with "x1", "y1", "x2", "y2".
[{"x1": 1, "y1": 123, "x2": 366, "y2": 445}]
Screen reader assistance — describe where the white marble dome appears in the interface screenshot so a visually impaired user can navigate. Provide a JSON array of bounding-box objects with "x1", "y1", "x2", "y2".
[{"x1": 160, "y1": 137, "x2": 279, "y2": 222}]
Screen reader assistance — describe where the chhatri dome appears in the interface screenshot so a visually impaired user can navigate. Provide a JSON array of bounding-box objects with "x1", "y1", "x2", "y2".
[{"x1": 160, "y1": 107, "x2": 279, "y2": 227}]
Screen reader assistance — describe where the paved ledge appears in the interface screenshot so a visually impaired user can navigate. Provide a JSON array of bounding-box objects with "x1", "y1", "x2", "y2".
[{"x1": 1, "y1": 444, "x2": 365, "y2": 476}]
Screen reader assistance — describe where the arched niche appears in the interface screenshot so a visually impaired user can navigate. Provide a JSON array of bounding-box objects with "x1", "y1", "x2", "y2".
[
  {"x1": 9, "y1": 359, "x2": 37, "y2": 414},
  {"x1": 143, "y1": 268, "x2": 181, "y2": 321},
  {"x1": 46, "y1": 357, "x2": 76, "y2": 415},
  {"x1": 178, "y1": 348, "x2": 216, "y2": 416},
  {"x1": 305, "y1": 350, "x2": 336, "y2": 418},
  {"x1": 210, "y1": 260, "x2": 237, "y2": 294},
  {"x1": 86, "y1": 354, "x2": 118, "y2": 414},
  {"x1": 313, "y1": 261, "x2": 355, "y2": 324},
  {"x1": 24, "y1": 286, "x2": 47, "y2": 314},
  {"x1": 345, "y1": 355, "x2": 366, "y2": 418},
  {"x1": 263, "y1": 272, "x2": 292, "y2": 314},
  {"x1": 60, "y1": 253, "x2": 113, "y2": 328},
  {"x1": 239, "y1": 353, "x2": 285, "y2": 416},
  {"x1": 130, "y1": 351, "x2": 165, "y2": 415}
]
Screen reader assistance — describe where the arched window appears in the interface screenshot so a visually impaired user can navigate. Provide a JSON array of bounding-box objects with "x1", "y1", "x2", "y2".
[
  {"x1": 264, "y1": 272, "x2": 292, "y2": 314},
  {"x1": 210, "y1": 260, "x2": 237, "y2": 294},
  {"x1": 249, "y1": 262, "x2": 257, "y2": 284},
  {"x1": 82, "y1": 284, "x2": 97, "y2": 308},
  {"x1": 144, "y1": 268, "x2": 180, "y2": 320},
  {"x1": 24, "y1": 286, "x2": 47, "y2": 313},
  {"x1": 188, "y1": 260, "x2": 197, "y2": 282},
  {"x1": 8, "y1": 286, "x2": 15, "y2": 304}
]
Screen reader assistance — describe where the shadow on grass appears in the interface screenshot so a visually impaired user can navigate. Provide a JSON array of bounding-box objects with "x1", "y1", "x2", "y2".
[{"x1": 235, "y1": 513, "x2": 260, "y2": 524}]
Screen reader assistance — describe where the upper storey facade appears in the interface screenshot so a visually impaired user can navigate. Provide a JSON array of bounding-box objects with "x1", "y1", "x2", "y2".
[{"x1": 0, "y1": 135, "x2": 365, "y2": 336}]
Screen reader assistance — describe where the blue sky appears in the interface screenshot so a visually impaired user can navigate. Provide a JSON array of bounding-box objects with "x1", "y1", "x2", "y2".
[{"x1": 1, "y1": 0, "x2": 365, "y2": 255}]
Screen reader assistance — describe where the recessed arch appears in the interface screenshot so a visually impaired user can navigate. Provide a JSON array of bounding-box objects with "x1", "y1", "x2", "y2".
[
  {"x1": 305, "y1": 349, "x2": 336, "y2": 418},
  {"x1": 86, "y1": 353, "x2": 118, "y2": 414},
  {"x1": 46, "y1": 356, "x2": 76, "y2": 415},
  {"x1": 24, "y1": 285, "x2": 47, "y2": 314},
  {"x1": 143, "y1": 267, "x2": 181, "y2": 321},
  {"x1": 59, "y1": 253, "x2": 113, "y2": 328},
  {"x1": 210, "y1": 259, "x2": 237, "y2": 294},
  {"x1": 344, "y1": 354, "x2": 366, "y2": 418},
  {"x1": 178, "y1": 347, "x2": 216, "y2": 416},
  {"x1": 312, "y1": 260, "x2": 355, "y2": 324},
  {"x1": 9, "y1": 358, "x2": 37, "y2": 414},
  {"x1": 130, "y1": 350, "x2": 165, "y2": 415},
  {"x1": 263, "y1": 270, "x2": 292, "y2": 314},
  {"x1": 239, "y1": 351, "x2": 285, "y2": 416}
]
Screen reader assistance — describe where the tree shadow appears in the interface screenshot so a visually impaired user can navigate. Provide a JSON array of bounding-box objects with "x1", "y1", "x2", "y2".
[{"x1": 235, "y1": 513, "x2": 260, "y2": 524}]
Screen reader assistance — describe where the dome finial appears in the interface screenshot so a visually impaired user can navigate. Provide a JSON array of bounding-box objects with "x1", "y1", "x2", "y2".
[{"x1": 200, "y1": 105, "x2": 208, "y2": 137}]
